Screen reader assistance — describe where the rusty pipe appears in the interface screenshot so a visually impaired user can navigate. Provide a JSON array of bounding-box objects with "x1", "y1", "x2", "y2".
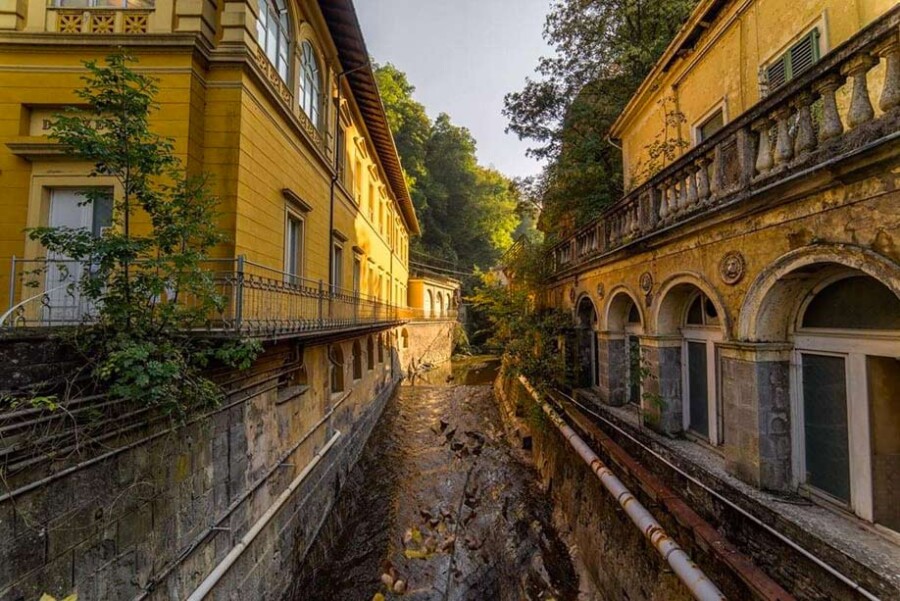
[{"x1": 530, "y1": 384, "x2": 727, "y2": 600}]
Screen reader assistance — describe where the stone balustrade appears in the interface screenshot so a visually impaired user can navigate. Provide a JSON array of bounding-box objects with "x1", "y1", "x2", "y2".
[{"x1": 551, "y1": 7, "x2": 900, "y2": 275}]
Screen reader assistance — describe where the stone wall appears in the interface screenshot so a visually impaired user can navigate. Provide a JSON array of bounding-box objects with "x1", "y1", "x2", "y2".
[
  {"x1": 495, "y1": 371, "x2": 895, "y2": 600},
  {"x1": 0, "y1": 329, "x2": 403, "y2": 601},
  {"x1": 397, "y1": 319, "x2": 456, "y2": 374}
]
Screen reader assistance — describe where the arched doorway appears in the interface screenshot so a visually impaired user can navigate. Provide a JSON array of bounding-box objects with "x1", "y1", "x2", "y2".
[
  {"x1": 576, "y1": 296, "x2": 599, "y2": 389},
  {"x1": 425, "y1": 290, "x2": 433, "y2": 318},
  {"x1": 606, "y1": 290, "x2": 644, "y2": 406},
  {"x1": 437, "y1": 292, "x2": 444, "y2": 318},
  {"x1": 789, "y1": 272, "x2": 900, "y2": 531},
  {"x1": 656, "y1": 279, "x2": 726, "y2": 444}
]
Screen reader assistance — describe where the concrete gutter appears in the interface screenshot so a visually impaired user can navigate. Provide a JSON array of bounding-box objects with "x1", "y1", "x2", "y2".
[
  {"x1": 522, "y1": 378, "x2": 727, "y2": 601},
  {"x1": 185, "y1": 431, "x2": 342, "y2": 601}
]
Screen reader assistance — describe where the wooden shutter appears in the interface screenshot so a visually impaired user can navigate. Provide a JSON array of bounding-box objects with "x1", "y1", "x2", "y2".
[
  {"x1": 788, "y1": 28, "x2": 820, "y2": 79},
  {"x1": 764, "y1": 27, "x2": 820, "y2": 93}
]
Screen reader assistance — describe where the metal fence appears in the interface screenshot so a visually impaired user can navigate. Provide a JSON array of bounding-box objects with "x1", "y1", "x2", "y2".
[{"x1": 2, "y1": 256, "x2": 459, "y2": 336}]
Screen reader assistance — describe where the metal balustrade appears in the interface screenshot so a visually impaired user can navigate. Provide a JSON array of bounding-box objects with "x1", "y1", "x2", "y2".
[
  {"x1": 550, "y1": 6, "x2": 900, "y2": 275},
  {"x1": 2, "y1": 256, "x2": 457, "y2": 336}
]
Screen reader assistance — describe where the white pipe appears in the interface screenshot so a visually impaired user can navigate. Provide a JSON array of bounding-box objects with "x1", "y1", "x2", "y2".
[
  {"x1": 553, "y1": 388, "x2": 882, "y2": 601},
  {"x1": 527, "y1": 383, "x2": 726, "y2": 600},
  {"x1": 186, "y1": 431, "x2": 342, "y2": 601}
]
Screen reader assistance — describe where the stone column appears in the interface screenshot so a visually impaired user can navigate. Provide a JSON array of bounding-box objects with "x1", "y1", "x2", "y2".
[
  {"x1": 639, "y1": 335, "x2": 682, "y2": 436},
  {"x1": 597, "y1": 332, "x2": 626, "y2": 407},
  {"x1": 719, "y1": 342, "x2": 793, "y2": 491}
]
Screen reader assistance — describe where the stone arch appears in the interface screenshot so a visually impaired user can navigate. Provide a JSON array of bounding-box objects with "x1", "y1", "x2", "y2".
[
  {"x1": 738, "y1": 244, "x2": 900, "y2": 342},
  {"x1": 575, "y1": 294, "x2": 598, "y2": 328},
  {"x1": 654, "y1": 272, "x2": 730, "y2": 338},
  {"x1": 603, "y1": 285, "x2": 645, "y2": 332},
  {"x1": 425, "y1": 289, "x2": 433, "y2": 318},
  {"x1": 437, "y1": 293, "x2": 445, "y2": 318}
]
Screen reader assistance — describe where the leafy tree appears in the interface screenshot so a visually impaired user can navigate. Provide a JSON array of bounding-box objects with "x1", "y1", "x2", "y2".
[
  {"x1": 505, "y1": 0, "x2": 698, "y2": 237},
  {"x1": 26, "y1": 54, "x2": 260, "y2": 417},
  {"x1": 374, "y1": 64, "x2": 525, "y2": 276}
]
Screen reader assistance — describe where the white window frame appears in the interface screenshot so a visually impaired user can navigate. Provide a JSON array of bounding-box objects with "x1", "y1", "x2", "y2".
[
  {"x1": 680, "y1": 292, "x2": 724, "y2": 446},
  {"x1": 299, "y1": 40, "x2": 322, "y2": 128},
  {"x1": 692, "y1": 98, "x2": 728, "y2": 146},
  {"x1": 284, "y1": 209, "x2": 305, "y2": 285},
  {"x1": 789, "y1": 330, "x2": 899, "y2": 522},
  {"x1": 331, "y1": 241, "x2": 344, "y2": 294}
]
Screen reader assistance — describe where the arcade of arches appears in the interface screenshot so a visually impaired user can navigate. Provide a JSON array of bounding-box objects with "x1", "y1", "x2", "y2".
[{"x1": 560, "y1": 247, "x2": 900, "y2": 534}]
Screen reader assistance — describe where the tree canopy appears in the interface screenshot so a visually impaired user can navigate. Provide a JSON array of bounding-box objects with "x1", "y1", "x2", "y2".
[
  {"x1": 375, "y1": 64, "x2": 522, "y2": 275},
  {"x1": 504, "y1": 0, "x2": 697, "y2": 239}
]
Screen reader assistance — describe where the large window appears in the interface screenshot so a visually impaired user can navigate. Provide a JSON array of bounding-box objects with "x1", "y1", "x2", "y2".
[
  {"x1": 332, "y1": 243, "x2": 344, "y2": 293},
  {"x1": 792, "y1": 275, "x2": 900, "y2": 532},
  {"x1": 299, "y1": 41, "x2": 321, "y2": 128},
  {"x1": 681, "y1": 292, "x2": 723, "y2": 445},
  {"x1": 257, "y1": 0, "x2": 290, "y2": 82}
]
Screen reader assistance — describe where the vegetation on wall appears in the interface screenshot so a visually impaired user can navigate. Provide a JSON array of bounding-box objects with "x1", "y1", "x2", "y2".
[
  {"x1": 504, "y1": 0, "x2": 698, "y2": 239},
  {"x1": 23, "y1": 54, "x2": 260, "y2": 417},
  {"x1": 468, "y1": 242, "x2": 572, "y2": 390},
  {"x1": 375, "y1": 64, "x2": 525, "y2": 274}
]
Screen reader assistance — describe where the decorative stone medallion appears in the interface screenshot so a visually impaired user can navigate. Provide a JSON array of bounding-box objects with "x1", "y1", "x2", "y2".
[
  {"x1": 596, "y1": 283, "x2": 605, "y2": 300},
  {"x1": 639, "y1": 272, "x2": 653, "y2": 293},
  {"x1": 719, "y1": 251, "x2": 746, "y2": 285}
]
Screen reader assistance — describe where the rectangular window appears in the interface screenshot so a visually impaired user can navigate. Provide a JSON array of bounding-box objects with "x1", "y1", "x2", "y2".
[
  {"x1": 697, "y1": 109, "x2": 724, "y2": 143},
  {"x1": 354, "y1": 160, "x2": 363, "y2": 203},
  {"x1": 336, "y1": 124, "x2": 346, "y2": 184},
  {"x1": 368, "y1": 183, "x2": 375, "y2": 221},
  {"x1": 332, "y1": 243, "x2": 344, "y2": 293},
  {"x1": 285, "y1": 213, "x2": 304, "y2": 284},
  {"x1": 801, "y1": 353, "x2": 851, "y2": 503},
  {"x1": 352, "y1": 257, "x2": 361, "y2": 296},
  {"x1": 765, "y1": 28, "x2": 821, "y2": 93}
]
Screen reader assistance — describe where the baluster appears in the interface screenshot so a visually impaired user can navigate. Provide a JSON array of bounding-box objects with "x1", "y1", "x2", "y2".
[
  {"x1": 813, "y1": 75, "x2": 844, "y2": 141},
  {"x1": 753, "y1": 118, "x2": 774, "y2": 175},
  {"x1": 841, "y1": 53, "x2": 876, "y2": 128},
  {"x1": 674, "y1": 176, "x2": 686, "y2": 214},
  {"x1": 667, "y1": 179, "x2": 679, "y2": 219},
  {"x1": 711, "y1": 142, "x2": 725, "y2": 197},
  {"x1": 657, "y1": 183, "x2": 669, "y2": 223},
  {"x1": 696, "y1": 157, "x2": 711, "y2": 204},
  {"x1": 686, "y1": 167, "x2": 699, "y2": 209},
  {"x1": 773, "y1": 106, "x2": 794, "y2": 165},
  {"x1": 629, "y1": 204, "x2": 639, "y2": 235},
  {"x1": 793, "y1": 92, "x2": 817, "y2": 156},
  {"x1": 875, "y1": 34, "x2": 900, "y2": 112}
]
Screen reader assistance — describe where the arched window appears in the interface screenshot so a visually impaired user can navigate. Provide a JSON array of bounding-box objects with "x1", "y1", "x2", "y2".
[
  {"x1": 793, "y1": 274, "x2": 900, "y2": 530},
  {"x1": 576, "y1": 296, "x2": 599, "y2": 389},
  {"x1": 329, "y1": 344, "x2": 345, "y2": 394},
  {"x1": 352, "y1": 340, "x2": 362, "y2": 380},
  {"x1": 256, "y1": 0, "x2": 290, "y2": 82},
  {"x1": 299, "y1": 41, "x2": 322, "y2": 127},
  {"x1": 401, "y1": 328, "x2": 409, "y2": 349},
  {"x1": 378, "y1": 334, "x2": 385, "y2": 363},
  {"x1": 367, "y1": 336, "x2": 375, "y2": 370},
  {"x1": 680, "y1": 290, "x2": 723, "y2": 443}
]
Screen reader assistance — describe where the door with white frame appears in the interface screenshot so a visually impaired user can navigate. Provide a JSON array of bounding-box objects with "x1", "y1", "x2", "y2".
[
  {"x1": 681, "y1": 292, "x2": 724, "y2": 445},
  {"x1": 791, "y1": 274, "x2": 900, "y2": 533},
  {"x1": 44, "y1": 188, "x2": 112, "y2": 324}
]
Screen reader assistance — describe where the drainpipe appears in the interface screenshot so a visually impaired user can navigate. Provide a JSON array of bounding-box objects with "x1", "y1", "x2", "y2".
[
  {"x1": 534, "y1": 386, "x2": 727, "y2": 601},
  {"x1": 329, "y1": 61, "x2": 371, "y2": 293},
  {"x1": 185, "y1": 431, "x2": 342, "y2": 601}
]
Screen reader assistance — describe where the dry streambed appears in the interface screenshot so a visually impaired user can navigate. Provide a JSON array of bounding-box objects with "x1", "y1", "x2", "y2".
[{"x1": 290, "y1": 361, "x2": 579, "y2": 601}]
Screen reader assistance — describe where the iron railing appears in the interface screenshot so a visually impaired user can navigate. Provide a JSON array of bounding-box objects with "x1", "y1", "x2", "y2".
[
  {"x1": 1, "y1": 256, "x2": 457, "y2": 336},
  {"x1": 550, "y1": 6, "x2": 900, "y2": 276}
]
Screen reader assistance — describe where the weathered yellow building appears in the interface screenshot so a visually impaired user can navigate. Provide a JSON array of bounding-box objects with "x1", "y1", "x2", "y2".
[
  {"x1": 545, "y1": 1, "x2": 900, "y2": 594},
  {"x1": 0, "y1": 0, "x2": 415, "y2": 322},
  {"x1": 615, "y1": 0, "x2": 896, "y2": 190},
  {"x1": 0, "y1": 2, "x2": 465, "y2": 599}
]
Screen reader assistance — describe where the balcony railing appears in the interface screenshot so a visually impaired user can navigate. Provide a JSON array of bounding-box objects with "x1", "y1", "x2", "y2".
[
  {"x1": 551, "y1": 6, "x2": 900, "y2": 274},
  {"x1": 1, "y1": 257, "x2": 432, "y2": 338}
]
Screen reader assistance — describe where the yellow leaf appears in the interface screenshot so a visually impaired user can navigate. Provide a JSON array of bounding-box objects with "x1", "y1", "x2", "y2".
[
  {"x1": 372, "y1": 594, "x2": 385, "y2": 601},
  {"x1": 63, "y1": 595, "x2": 78, "y2": 601},
  {"x1": 39, "y1": 595, "x2": 57, "y2": 601},
  {"x1": 403, "y1": 548, "x2": 431, "y2": 560}
]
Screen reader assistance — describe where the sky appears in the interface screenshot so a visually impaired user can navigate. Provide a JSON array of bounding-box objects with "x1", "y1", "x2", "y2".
[{"x1": 355, "y1": 0, "x2": 553, "y2": 180}]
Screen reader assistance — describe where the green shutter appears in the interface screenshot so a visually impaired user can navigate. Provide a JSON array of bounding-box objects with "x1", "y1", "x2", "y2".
[{"x1": 766, "y1": 27, "x2": 820, "y2": 92}]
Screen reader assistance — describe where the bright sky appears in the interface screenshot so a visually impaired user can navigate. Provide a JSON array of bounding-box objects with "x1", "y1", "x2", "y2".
[{"x1": 355, "y1": 0, "x2": 553, "y2": 180}]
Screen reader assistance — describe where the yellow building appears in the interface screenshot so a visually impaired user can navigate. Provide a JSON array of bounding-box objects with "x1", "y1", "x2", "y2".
[
  {"x1": 612, "y1": 0, "x2": 896, "y2": 190},
  {"x1": 546, "y1": 0, "x2": 900, "y2": 550},
  {"x1": 0, "y1": 0, "x2": 417, "y2": 328}
]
